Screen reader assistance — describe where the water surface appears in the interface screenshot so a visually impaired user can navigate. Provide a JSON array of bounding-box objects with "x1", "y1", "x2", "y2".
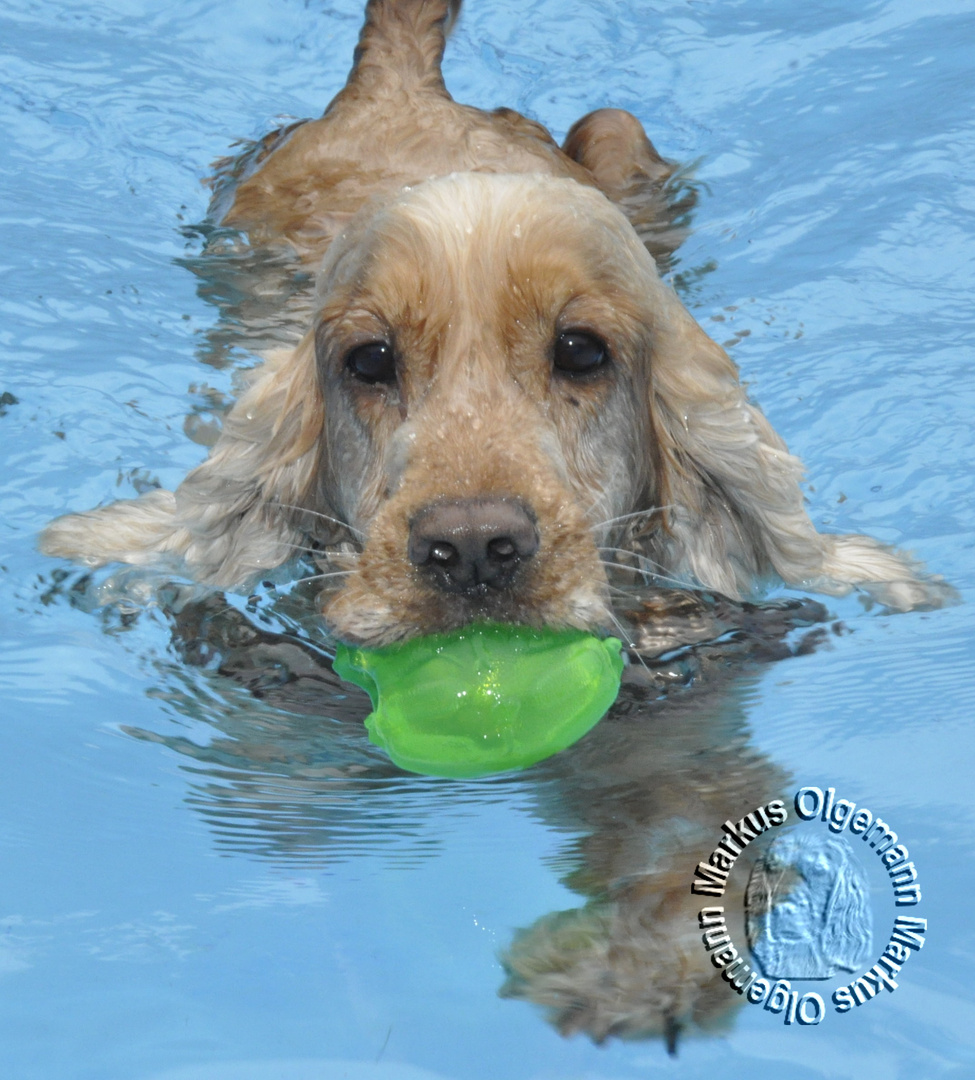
[{"x1": 2, "y1": 0, "x2": 974, "y2": 1077}]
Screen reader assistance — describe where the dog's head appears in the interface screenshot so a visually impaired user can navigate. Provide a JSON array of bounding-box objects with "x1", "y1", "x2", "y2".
[
  {"x1": 43, "y1": 168, "x2": 936, "y2": 630},
  {"x1": 309, "y1": 173, "x2": 671, "y2": 645}
]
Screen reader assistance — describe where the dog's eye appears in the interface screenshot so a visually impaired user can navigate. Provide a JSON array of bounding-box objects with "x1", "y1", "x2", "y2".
[
  {"x1": 553, "y1": 330, "x2": 608, "y2": 375},
  {"x1": 346, "y1": 341, "x2": 396, "y2": 385}
]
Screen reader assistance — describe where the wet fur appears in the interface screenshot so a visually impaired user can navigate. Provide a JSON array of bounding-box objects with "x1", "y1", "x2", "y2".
[{"x1": 40, "y1": 0, "x2": 949, "y2": 645}]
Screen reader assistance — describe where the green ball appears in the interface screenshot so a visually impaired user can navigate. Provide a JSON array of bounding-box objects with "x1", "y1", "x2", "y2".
[{"x1": 333, "y1": 623, "x2": 624, "y2": 778}]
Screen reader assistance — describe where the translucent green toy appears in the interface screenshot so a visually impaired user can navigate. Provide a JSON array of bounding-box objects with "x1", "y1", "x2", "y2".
[{"x1": 332, "y1": 623, "x2": 624, "y2": 778}]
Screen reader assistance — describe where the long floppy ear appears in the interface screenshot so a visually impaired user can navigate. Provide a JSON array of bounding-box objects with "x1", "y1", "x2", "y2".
[
  {"x1": 40, "y1": 333, "x2": 336, "y2": 588},
  {"x1": 643, "y1": 294, "x2": 951, "y2": 611}
]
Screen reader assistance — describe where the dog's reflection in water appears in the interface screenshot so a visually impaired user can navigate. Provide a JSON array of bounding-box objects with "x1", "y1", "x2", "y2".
[
  {"x1": 117, "y1": 584, "x2": 826, "y2": 1051},
  {"x1": 499, "y1": 672, "x2": 785, "y2": 1050}
]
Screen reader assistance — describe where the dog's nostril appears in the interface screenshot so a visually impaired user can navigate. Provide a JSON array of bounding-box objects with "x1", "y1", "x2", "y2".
[
  {"x1": 430, "y1": 542, "x2": 459, "y2": 566},
  {"x1": 487, "y1": 538, "x2": 516, "y2": 561},
  {"x1": 408, "y1": 498, "x2": 539, "y2": 594}
]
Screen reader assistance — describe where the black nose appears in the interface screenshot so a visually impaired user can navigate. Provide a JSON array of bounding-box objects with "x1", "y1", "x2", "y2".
[{"x1": 408, "y1": 498, "x2": 539, "y2": 594}]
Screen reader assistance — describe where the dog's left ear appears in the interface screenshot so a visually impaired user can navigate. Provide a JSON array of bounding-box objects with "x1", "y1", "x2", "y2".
[
  {"x1": 563, "y1": 108, "x2": 693, "y2": 268},
  {"x1": 41, "y1": 333, "x2": 337, "y2": 587},
  {"x1": 643, "y1": 292, "x2": 952, "y2": 610}
]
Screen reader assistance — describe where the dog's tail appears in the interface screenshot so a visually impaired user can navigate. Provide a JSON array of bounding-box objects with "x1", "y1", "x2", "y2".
[{"x1": 345, "y1": 0, "x2": 461, "y2": 97}]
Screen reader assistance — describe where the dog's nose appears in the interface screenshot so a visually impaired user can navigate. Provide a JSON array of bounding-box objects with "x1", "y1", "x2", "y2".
[{"x1": 408, "y1": 498, "x2": 539, "y2": 593}]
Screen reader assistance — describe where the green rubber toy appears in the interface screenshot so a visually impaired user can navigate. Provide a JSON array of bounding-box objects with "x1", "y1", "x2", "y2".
[{"x1": 332, "y1": 623, "x2": 624, "y2": 778}]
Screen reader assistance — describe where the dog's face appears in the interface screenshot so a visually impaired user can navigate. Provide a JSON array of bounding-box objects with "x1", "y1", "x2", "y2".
[{"x1": 312, "y1": 174, "x2": 665, "y2": 645}]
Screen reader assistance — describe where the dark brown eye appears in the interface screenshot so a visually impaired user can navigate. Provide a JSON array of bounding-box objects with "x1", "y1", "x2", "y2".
[
  {"x1": 346, "y1": 341, "x2": 396, "y2": 385},
  {"x1": 553, "y1": 330, "x2": 608, "y2": 375}
]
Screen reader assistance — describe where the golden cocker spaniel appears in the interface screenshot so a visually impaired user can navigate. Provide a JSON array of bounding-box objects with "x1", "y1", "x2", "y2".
[{"x1": 41, "y1": 0, "x2": 946, "y2": 646}]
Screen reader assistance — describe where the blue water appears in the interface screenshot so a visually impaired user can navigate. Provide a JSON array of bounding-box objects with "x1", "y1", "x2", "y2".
[{"x1": 2, "y1": 0, "x2": 975, "y2": 1077}]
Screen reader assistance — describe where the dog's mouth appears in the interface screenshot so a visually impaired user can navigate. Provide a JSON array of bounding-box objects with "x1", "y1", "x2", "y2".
[{"x1": 321, "y1": 491, "x2": 612, "y2": 648}]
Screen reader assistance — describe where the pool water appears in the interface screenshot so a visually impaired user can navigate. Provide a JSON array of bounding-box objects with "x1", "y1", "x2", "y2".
[{"x1": 2, "y1": 0, "x2": 974, "y2": 1077}]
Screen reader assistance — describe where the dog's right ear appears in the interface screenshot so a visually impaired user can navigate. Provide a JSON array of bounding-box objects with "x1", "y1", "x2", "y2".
[{"x1": 40, "y1": 333, "x2": 338, "y2": 588}]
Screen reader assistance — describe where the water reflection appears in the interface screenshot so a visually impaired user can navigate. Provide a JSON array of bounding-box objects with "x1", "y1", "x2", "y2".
[
  {"x1": 500, "y1": 650, "x2": 792, "y2": 1049},
  {"x1": 111, "y1": 579, "x2": 829, "y2": 1051},
  {"x1": 129, "y1": 585, "x2": 533, "y2": 868}
]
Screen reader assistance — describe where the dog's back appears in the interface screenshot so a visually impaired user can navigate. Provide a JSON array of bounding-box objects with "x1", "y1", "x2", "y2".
[{"x1": 214, "y1": 0, "x2": 679, "y2": 265}]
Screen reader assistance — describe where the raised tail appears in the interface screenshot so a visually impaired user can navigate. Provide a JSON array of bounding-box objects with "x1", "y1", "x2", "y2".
[{"x1": 346, "y1": 0, "x2": 461, "y2": 97}]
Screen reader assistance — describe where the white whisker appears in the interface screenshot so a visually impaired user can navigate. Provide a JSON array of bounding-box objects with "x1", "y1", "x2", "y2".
[
  {"x1": 603, "y1": 582, "x2": 635, "y2": 598},
  {"x1": 272, "y1": 501, "x2": 366, "y2": 539},
  {"x1": 599, "y1": 544, "x2": 679, "y2": 572},
  {"x1": 590, "y1": 505, "x2": 676, "y2": 531},
  {"x1": 598, "y1": 555, "x2": 691, "y2": 591},
  {"x1": 280, "y1": 541, "x2": 330, "y2": 557},
  {"x1": 292, "y1": 570, "x2": 356, "y2": 584},
  {"x1": 604, "y1": 608, "x2": 653, "y2": 677}
]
